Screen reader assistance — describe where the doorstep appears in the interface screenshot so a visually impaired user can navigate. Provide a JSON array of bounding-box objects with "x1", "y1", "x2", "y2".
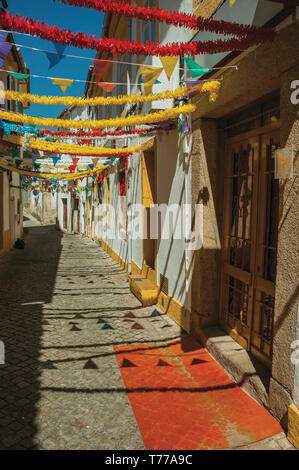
[
  {"x1": 196, "y1": 326, "x2": 271, "y2": 410},
  {"x1": 128, "y1": 274, "x2": 159, "y2": 307}
]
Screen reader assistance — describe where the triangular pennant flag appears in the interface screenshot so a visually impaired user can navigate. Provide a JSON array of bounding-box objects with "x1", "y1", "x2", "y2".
[
  {"x1": 159, "y1": 56, "x2": 179, "y2": 81},
  {"x1": 69, "y1": 164, "x2": 76, "y2": 173},
  {"x1": 92, "y1": 158, "x2": 99, "y2": 167},
  {"x1": 140, "y1": 65, "x2": 163, "y2": 95},
  {"x1": 185, "y1": 79, "x2": 204, "y2": 98},
  {"x1": 45, "y1": 52, "x2": 66, "y2": 70},
  {"x1": 184, "y1": 58, "x2": 212, "y2": 78},
  {"x1": 92, "y1": 59, "x2": 111, "y2": 82},
  {"x1": 140, "y1": 79, "x2": 161, "y2": 84},
  {"x1": 9, "y1": 71, "x2": 29, "y2": 83},
  {"x1": 72, "y1": 157, "x2": 79, "y2": 167},
  {"x1": 97, "y1": 82, "x2": 116, "y2": 93},
  {"x1": 11, "y1": 147, "x2": 19, "y2": 158},
  {"x1": 0, "y1": 32, "x2": 13, "y2": 68},
  {"x1": 230, "y1": 0, "x2": 237, "y2": 6},
  {"x1": 88, "y1": 164, "x2": 94, "y2": 171},
  {"x1": 51, "y1": 78, "x2": 73, "y2": 94},
  {"x1": 157, "y1": 359, "x2": 171, "y2": 367},
  {"x1": 53, "y1": 42, "x2": 67, "y2": 57},
  {"x1": 83, "y1": 359, "x2": 98, "y2": 369},
  {"x1": 121, "y1": 358, "x2": 137, "y2": 368},
  {"x1": 52, "y1": 156, "x2": 60, "y2": 166}
]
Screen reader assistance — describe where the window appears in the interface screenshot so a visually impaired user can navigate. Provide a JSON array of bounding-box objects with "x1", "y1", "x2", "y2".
[{"x1": 218, "y1": 92, "x2": 280, "y2": 138}]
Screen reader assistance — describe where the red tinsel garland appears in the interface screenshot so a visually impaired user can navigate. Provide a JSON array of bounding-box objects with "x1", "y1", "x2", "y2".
[
  {"x1": 39, "y1": 125, "x2": 176, "y2": 138},
  {"x1": 78, "y1": 139, "x2": 92, "y2": 145},
  {"x1": 0, "y1": 11, "x2": 275, "y2": 57},
  {"x1": 52, "y1": 0, "x2": 274, "y2": 40}
]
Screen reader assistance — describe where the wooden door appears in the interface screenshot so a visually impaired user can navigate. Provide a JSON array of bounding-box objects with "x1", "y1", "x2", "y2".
[
  {"x1": 221, "y1": 130, "x2": 280, "y2": 367},
  {"x1": 62, "y1": 199, "x2": 67, "y2": 230},
  {"x1": 142, "y1": 149, "x2": 156, "y2": 272},
  {"x1": 0, "y1": 173, "x2": 3, "y2": 249}
]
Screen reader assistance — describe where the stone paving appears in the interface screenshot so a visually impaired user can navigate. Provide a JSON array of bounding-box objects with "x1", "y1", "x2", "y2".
[{"x1": 0, "y1": 219, "x2": 295, "y2": 450}]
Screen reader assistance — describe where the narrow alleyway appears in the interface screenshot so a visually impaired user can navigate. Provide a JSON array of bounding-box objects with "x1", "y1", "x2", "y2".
[{"x1": 0, "y1": 219, "x2": 294, "y2": 450}]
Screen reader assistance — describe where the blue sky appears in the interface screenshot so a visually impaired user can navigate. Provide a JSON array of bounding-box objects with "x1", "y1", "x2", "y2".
[{"x1": 7, "y1": 0, "x2": 104, "y2": 119}]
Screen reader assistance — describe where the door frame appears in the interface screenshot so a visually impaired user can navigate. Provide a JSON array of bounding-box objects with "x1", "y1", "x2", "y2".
[{"x1": 219, "y1": 121, "x2": 280, "y2": 367}]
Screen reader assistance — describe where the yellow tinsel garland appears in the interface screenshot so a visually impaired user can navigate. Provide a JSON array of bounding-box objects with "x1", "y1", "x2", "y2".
[
  {"x1": 2, "y1": 82, "x2": 220, "y2": 106},
  {"x1": 0, "y1": 159, "x2": 105, "y2": 180},
  {"x1": 0, "y1": 104, "x2": 196, "y2": 130},
  {"x1": 1, "y1": 134, "x2": 154, "y2": 155}
]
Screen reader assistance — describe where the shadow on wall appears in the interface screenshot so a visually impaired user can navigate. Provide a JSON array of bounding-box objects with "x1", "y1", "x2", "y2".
[{"x1": 0, "y1": 224, "x2": 62, "y2": 450}]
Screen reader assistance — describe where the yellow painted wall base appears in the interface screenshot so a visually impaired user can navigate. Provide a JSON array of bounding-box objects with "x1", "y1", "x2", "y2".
[
  {"x1": 157, "y1": 291, "x2": 191, "y2": 333},
  {"x1": 129, "y1": 274, "x2": 159, "y2": 306},
  {"x1": 142, "y1": 263, "x2": 156, "y2": 284},
  {"x1": 3, "y1": 230, "x2": 11, "y2": 251},
  {"x1": 102, "y1": 240, "x2": 128, "y2": 272},
  {"x1": 287, "y1": 403, "x2": 299, "y2": 449}
]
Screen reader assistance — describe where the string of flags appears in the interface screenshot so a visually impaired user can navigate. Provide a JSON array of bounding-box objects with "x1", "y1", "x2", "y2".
[
  {"x1": 0, "y1": 104, "x2": 196, "y2": 130},
  {"x1": 0, "y1": 0, "x2": 275, "y2": 188}
]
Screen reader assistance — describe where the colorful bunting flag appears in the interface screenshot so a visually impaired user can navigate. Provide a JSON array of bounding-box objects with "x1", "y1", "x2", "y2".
[
  {"x1": 185, "y1": 79, "x2": 205, "y2": 98},
  {"x1": 53, "y1": 42, "x2": 67, "y2": 57},
  {"x1": 0, "y1": 32, "x2": 13, "y2": 68},
  {"x1": 88, "y1": 164, "x2": 94, "y2": 171},
  {"x1": 9, "y1": 71, "x2": 29, "y2": 83},
  {"x1": 52, "y1": 156, "x2": 60, "y2": 166},
  {"x1": 51, "y1": 78, "x2": 73, "y2": 94},
  {"x1": 11, "y1": 147, "x2": 19, "y2": 158},
  {"x1": 140, "y1": 65, "x2": 163, "y2": 95},
  {"x1": 230, "y1": 0, "x2": 237, "y2": 6},
  {"x1": 92, "y1": 158, "x2": 99, "y2": 167},
  {"x1": 72, "y1": 157, "x2": 79, "y2": 167},
  {"x1": 97, "y1": 82, "x2": 116, "y2": 93},
  {"x1": 159, "y1": 56, "x2": 179, "y2": 81},
  {"x1": 45, "y1": 51, "x2": 66, "y2": 69},
  {"x1": 184, "y1": 58, "x2": 212, "y2": 78},
  {"x1": 92, "y1": 59, "x2": 111, "y2": 83}
]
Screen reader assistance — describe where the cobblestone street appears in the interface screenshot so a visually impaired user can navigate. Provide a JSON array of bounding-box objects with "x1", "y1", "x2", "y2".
[{"x1": 0, "y1": 221, "x2": 294, "y2": 450}]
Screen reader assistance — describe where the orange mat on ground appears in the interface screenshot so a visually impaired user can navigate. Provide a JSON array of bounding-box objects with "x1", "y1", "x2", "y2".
[{"x1": 114, "y1": 337, "x2": 282, "y2": 450}]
